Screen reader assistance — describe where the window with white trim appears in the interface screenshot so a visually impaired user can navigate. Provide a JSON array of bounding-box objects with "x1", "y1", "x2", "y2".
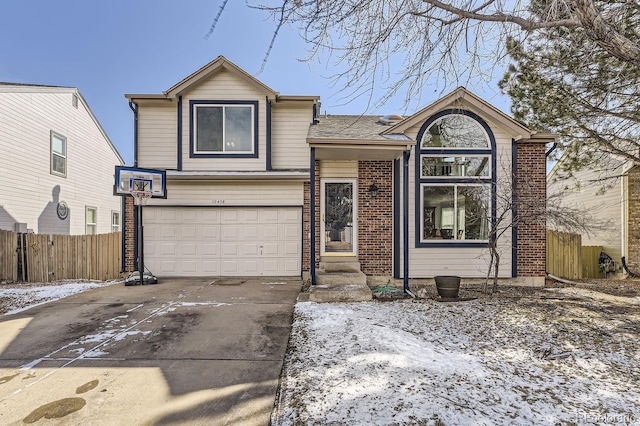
[
  {"x1": 192, "y1": 102, "x2": 256, "y2": 154},
  {"x1": 86, "y1": 207, "x2": 97, "y2": 235},
  {"x1": 111, "y1": 211, "x2": 120, "y2": 232},
  {"x1": 51, "y1": 131, "x2": 67, "y2": 177},
  {"x1": 417, "y1": 112, "x2": 494, "y2": 243}
]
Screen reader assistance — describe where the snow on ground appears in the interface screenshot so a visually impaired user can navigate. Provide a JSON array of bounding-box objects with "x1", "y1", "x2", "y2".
[
  {"x1": 272, "y1": 289, "x2": 640, "y2": 425},
  {"x1": 0, "y1": 280, "x2": 120, "y2": 315}
]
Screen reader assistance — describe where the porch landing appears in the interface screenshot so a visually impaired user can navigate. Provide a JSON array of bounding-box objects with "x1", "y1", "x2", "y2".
[{"x1": 309, "y1": 256, "x2": 373, "y2": 302}]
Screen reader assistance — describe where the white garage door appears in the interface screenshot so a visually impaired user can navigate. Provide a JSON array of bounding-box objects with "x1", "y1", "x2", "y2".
[{"x1": 143, "y1": 207, "x2": 301, "y2": 277}]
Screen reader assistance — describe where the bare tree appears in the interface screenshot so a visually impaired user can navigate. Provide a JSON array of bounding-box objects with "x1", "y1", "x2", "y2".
[{"x1": 209, "y1": 1, "x2": 639, "y2": 111}]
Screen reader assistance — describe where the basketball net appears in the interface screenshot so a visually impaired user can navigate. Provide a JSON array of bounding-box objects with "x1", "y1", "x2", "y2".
[{"x1": 131, "y1": 190, "x2": 152, "y2": 206}]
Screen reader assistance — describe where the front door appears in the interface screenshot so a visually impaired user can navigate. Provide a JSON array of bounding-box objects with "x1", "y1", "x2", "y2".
[{"x1": 320, "y1": 179, "x2": 357, "y2": 254}]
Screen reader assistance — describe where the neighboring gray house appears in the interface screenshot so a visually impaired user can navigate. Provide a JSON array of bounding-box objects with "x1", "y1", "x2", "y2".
[{"x1": 0, "y1": 83, "x2": 124, "y2": 235}]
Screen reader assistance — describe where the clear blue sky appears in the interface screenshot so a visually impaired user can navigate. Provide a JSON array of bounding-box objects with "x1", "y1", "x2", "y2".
[{"x1": 0, "y1": 1, "x2": 510, "y2": 165}]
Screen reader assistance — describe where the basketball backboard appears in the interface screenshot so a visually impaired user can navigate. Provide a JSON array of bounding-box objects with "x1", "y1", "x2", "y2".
[{"x1": 114, "y1": 166, "x2": 166, "y2": 198}]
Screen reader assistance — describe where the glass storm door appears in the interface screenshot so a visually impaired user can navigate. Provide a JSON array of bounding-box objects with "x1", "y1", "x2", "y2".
[{"x1": 321, "y1": 179, "x2": 357, "y2": 254}]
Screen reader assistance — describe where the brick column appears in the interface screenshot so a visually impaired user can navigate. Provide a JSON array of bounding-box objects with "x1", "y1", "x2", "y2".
[
  {"x1": 302, "y1": 162, "x2": 320, "y2": 275},
  {"x1": 516, "y1": 142, "x2": 547, "y2": 277},
  {"x1": 124, "y1": 196, "x2": 136, "y2": 272},
  {"x1": 626, "y1": 168, "x2": 640, "y2": 271},
  {"x1": 358, "y1": 160, "x2": 393, "y2": 275}
]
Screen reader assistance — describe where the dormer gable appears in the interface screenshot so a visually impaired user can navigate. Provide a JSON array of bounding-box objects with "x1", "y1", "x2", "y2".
[
  {"x1": 164, "y1": 56, "x2": 278, "y2": 101},
  {"x1": 382, "y1": 87, "x2": 533, "y2": 142}
]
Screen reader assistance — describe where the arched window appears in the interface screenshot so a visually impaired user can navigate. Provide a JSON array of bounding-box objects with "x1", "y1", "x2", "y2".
[{"x1": 416, "y1": 111, "x2": 495, "y2": 245}]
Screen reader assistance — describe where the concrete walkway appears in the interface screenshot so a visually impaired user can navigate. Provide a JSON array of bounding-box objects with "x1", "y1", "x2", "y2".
[{"x1": 0, "y1": 277, "x2": 301, "y2": 425}]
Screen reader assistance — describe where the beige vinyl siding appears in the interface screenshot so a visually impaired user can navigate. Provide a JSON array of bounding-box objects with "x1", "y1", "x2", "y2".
[
  {"x1": 271, "y1": 104, "x2": 313, "y2": 169},
  {"x1": 146, "y1": 181, "x2": 304, "y2": 207},
  {"x1": 181, "y1": 69, "x2": 267, "y2": 172},
  {"x1": 401, "y1": 109, "x2": 514, "y2": 278},
  {"x1": 548, "y1": 162, "x2": 624, "y2": 266},
  {"x1": 319, "y1": 161, "x2": 358, "y2": 178},
  {"x1": 0, "y1": 89, "x2": 123, "y2": 235},
  {"x1": 138, "y1": 103, "x2": 177, "y2": 169}
]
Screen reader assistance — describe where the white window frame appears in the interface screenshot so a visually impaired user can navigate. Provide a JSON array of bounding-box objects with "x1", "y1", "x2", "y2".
[
  {"x1": 50, "y1": 131, "x2": 67, "y2": 177},
  {"x1": 420, "y1": 183, "x2": 491, "y2": 243},
  {"x1": 86, "y1": 206, "x2": 97, "y2": 235},
  {"x1": 193, "y1": 103, "x2": 255, "y2": 154},
  {"x1": 111, "y1": 211, "x2": 120, "y2": 232},
  {"x1": 420, "y1": 155, "x2": 492, "y2": 179},
  {"x1": 420, "y1": 114, "x2": 491, "y2": 150}
]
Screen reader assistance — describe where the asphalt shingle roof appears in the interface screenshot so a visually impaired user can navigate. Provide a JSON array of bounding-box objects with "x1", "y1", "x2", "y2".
[{"x1": 308, "y1": 115, "x2": 410, "y2": 141}]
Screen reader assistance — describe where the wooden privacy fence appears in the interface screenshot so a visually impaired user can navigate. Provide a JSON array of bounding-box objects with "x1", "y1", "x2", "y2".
[
  {"x1": 546, "y1": 230, "x2": 603, "y2": 279},
  {"x1": 0, "y1": 230, "x2": 121, "y2": 282}
]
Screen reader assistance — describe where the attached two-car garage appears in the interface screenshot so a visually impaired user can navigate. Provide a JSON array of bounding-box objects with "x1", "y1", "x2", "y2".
[{"x1": 143, "y1": 207, "x2": 302, "y2": 277}]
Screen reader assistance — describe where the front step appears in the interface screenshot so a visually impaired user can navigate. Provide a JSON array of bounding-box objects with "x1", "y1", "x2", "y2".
[
  {"x1": 310, "y1": 271, "x2": 372, "y2": 302},
  {"x1": 319, "y1": 261, "x2": 362, "y2": 273}
]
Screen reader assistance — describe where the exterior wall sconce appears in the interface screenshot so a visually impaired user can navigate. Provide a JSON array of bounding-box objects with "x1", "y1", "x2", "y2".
[{"x1": 369, "y1": 183, "x2": 379, "y2": 198}]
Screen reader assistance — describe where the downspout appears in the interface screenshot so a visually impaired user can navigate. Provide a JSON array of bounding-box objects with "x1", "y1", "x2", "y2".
[
  {"x1": 129, "y1": 101, "x2": 138, "y2": 167},
  {"x1": 128, "y1": 101, "x2": 139, "y2": 273},
  {"x1": 545, "y1": 142, "x2": 558, "y2": 158},
  {"x1": 403, "y1": 149, "x2": 410, "y2": 293},
  {"x1": 310, "y1": 147, "x2": 316, "y2": 285}
]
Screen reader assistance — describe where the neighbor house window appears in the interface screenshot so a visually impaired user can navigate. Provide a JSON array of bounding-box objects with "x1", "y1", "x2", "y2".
[
  {"x1": 417, "y1": 111, "x2": 494, "y2": 244},
  {"x1": 86, "y1": 207, "x2": 97, "y2": 235},
  {"x1": 191, "y1": 101, "x2": 258, "y2": 157},
  {"x1": 51, "y1": 131, "x2": 67, "y2": 177},
  {"x1": 111, "y1": 211, "x2": 120, "y2": 232}
]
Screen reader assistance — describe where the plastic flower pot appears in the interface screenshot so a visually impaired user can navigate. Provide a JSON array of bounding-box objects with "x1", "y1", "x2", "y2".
[{"x1": 434, "y1": 275, "x2": 461, "y2": 298}]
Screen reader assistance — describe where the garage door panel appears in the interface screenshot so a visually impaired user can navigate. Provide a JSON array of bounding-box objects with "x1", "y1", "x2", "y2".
[
  {"x1": 202, "y1": 243, "x2": 219, "y2": 256},
  {"x1": 222, "y1": 210, "x2": 239, "y2": 222},
  {"x1": 181, "y1": 226, "x2": 198, "y2": 239},
  {"x1": 144, "y1": 207, "x2": 301, "y2": 277},
  {"x1": 202, "y1": 210, "x2": 221, "y2": 222},
  {"x1": 221, "y1": 243, "x2": 238, "y2": 256},
  {"x1": 181, "y1": 243, "x2": 197, "y2": 256},
  {"x1": 221, "y1": 226, "x2": 239, "y2": 240},
  {"x1": 202, "y1": 226, "x2": 220, "y2": 240}
]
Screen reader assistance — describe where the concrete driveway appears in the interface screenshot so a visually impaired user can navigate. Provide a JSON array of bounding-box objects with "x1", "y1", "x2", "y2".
[{"x1": 0, "y1": 277, "x2": 301, "y2": 425}]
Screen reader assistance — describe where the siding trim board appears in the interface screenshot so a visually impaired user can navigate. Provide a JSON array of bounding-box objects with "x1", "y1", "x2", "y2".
[
  {"x1": 177, "y1": 95, "x2": 183, "y2": 170},
  {"x1": 188, "y1": 100, "x2": 259, "y2": 159},
  {"x1": 413, "y1": 109, "x2": 496, "y2": 249}
]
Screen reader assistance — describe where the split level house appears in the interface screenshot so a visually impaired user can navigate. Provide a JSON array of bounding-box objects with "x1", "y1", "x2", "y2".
[
  {"x1": 0, "y1": 83, "x2": 124, "y2": 235},
  {"x1": 548, "y1": 154, "x2": 640, "y2": 275},
  {"x1": 123, "y1": 56, "x2": 554, "y2": 286}
]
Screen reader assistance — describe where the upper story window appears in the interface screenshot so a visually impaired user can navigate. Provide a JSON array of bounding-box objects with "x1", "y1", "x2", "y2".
[
  {"x1": 51, "y1": 131, "x2": 67, "y2": 177},
  {"x1": 190, "y1": 100, "x2": 258, "y2": 158},
  {"x1": 416, "y1": 111, "x2": 495, "y2": 246}
]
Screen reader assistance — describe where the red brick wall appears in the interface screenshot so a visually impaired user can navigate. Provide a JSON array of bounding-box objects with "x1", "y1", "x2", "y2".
[
  {"x1": 626, "y1": 168, "x2": 640, "y2": 271},
  {"x1": 358, "y1": 161, "x2": 393, "y2": 275},
  {"x1": 124, "y1": 196, "x2": 135, "y2": 272},
  {"x1": 302, "y1": 162, "x2": 320, "y2": 273},
  {"x1": 516, "y1": 142, "x2": 547, "y2": 277}
]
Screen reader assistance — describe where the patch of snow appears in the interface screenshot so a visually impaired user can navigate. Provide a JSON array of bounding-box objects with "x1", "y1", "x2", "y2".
[{"x1": 273, "y1": 299, "x2": 640, "y2": 425}]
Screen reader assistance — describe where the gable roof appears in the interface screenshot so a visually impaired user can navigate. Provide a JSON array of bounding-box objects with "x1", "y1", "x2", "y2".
[
  {"x1": 0, "y1": 83, "x2": 124, "y2": 164},
  {"x1": 164, "y1": 56, "x2": 279, "y2": 100},
  {"x1": 383, "y1": 87, "x2": 533, "y2": 141}
]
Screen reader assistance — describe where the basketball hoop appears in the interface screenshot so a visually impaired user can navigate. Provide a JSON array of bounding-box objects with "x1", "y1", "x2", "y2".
[{"x1": 131, "y1": 190, "x2": 152, "y2": 206}]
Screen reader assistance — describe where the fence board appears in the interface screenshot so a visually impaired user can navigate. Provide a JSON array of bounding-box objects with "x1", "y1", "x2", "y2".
[
  {"x1": 547, "y1": 230, "x2": 582, "y2": 280},
  {"x1": 0, "y1": 231, "x2": 121, "y2": 282},
  {"x1": 0, "y1": 230, "x2": 18, "y2": 281},
  {"x1": 582, "y1": 246, "x2": 603, "y2": 279}
]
